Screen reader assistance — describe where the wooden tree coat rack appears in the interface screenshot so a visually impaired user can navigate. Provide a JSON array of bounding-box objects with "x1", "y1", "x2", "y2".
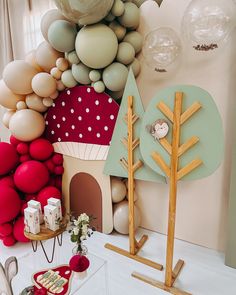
[
  {"x1": 133, "y1": 92, "x2": 203, "y2": 295},
  {"x1": 105, "y1": 95, "x2": 163, "y2": 271}
]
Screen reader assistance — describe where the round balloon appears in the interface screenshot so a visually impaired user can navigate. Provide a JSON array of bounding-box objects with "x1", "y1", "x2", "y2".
[
  {"x1": 54, "y1": 0, "x2": 114, "y2": 25},
  {"x1": 48, "y1": 20, "x2": 77, "y2": 52},
  {"x1": 75, "y1": 24, "x2": 118, "y2": 69},
  {"x1": 103, "y1": 62, "x2": 128, "y2": 91},
  {"x1": 2, "y1": 110, "x2": 15, "y2": 128},
  {"x1": 143, "y1": 27, "x2": 182, "y2": 72},
  {"x1": 26, "y1": 93, "x2": 48, "y2": 113},
  {"x1": 128, "y1": 58, "x2": 141, "y2": 77},
  {"x1": 0, "y1": 142, "x2": 19, "y2": 175},
  {"x1": 0, "y1": 186, "x2": 21, "y2": 224},
  {"x1": 40, "y1": 9, "x2": 67, "y2": 42},
  {"x1": 36, "y1": 41, "x2": 63, "y2": 73},
  {"x1": 0, "y1": 80, "x2": 25, "y2": 110},
  {"x1": 61, "y1": 69, "x2": 77, "y2": 88},
  {"x1": 113, "y1": 200, "x2": 141, "y2": 235},
  {"x1": 118, "y1": 2, "x2": 140, "y2": 29},
  {"x1": 3, "y1": 60, "x2": 38, "y2": 95},
  {"x1": 32, "y1": 73, "x2": 57, "y2": 98},
  {"x1": 56, "y1": 57, "x2": 69, "y2": 71},
  {"x1": 109, "y1": 21, "x2": 126, "y2": 41},
  {"x1": 116, "y1": 42, "x2": 135, "y2": 65},
  {"x1": 124, "y1": 31, "x2": 143, "y2": 54},
  {"x1": 111, "y1": 178, "x2": 127, "y2": 203},
  {"x1": 25, "y1": 50, "x2": 43, "y2": 72},
  {"x1": 9, "y1": 109, "x2": 45, "y2": 141},
  {"x1": 72, "y1": 64, "x2": 91, "y2": 85}
]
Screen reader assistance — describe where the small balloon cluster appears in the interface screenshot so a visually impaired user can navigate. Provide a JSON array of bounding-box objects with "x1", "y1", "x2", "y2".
[
  {"x1": 111, "y1": 177, "x2": 141, "y2": 235},
  {"x1": 0, "y1": 137, "x2": 63, "y2": 247}
]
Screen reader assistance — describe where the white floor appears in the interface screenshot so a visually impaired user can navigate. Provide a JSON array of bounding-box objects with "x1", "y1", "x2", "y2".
[{"x1": 1, "y1": 228, "x2": 236, "y2": 295}]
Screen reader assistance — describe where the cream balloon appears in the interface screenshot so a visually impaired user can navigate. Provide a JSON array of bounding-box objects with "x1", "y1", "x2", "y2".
[
  {"x1": 42, "y1": 98, "x2": 54, "y2": 107},
  {"x1": 50, "y1": 90, "x2": 59, "y2": 99},
  {"x1": 113, "y1": 200, "x2": 141, "y2": 234},
  {"x1": 25, "y1": 50, "x2": 43, "y2": 72},
  {"x1": 40, "y1": 9, "x2": 67, "y2": 42},
  {"x1": 3, "y1": 60, "x2": 38, "y2": 95},
  {"x1": 36, "y1": 41, "x2": 63, "y2": 73},
  {"x1": 54, "y1": 0, "x2": 114, "y2": 25},
  {"x1": 56, "y1": 80, "x2": 66, "y2": 91},
  {"x1": 50, "y1": 67, "x2": 62, "y2": 80},
  {"x1": 2, "y1": 110, "x2": 15, "y2": 128},
  {"x1": 32, "y1": 73, "x2": 57, "y2": 98},
  {"x1": 61, "y1": 69, "x2": 77, "y2": 88},
  {"x1": 111, "y1": 178, "x2": 127, "y2": 203},
  {"x1": 56, "y1": 57, "x2": 69, "y2": 71},
  {"x1": 0, "y1": 80, "x2": 25, "y2": 109},
  {"x1": 118, "y1": 2, "x2": 140, "y2": 29},
  {"x1": 26, "y1": 93, "x2": 48, "y2": 113},
  {"x1": 16, "y1": 101, "x2": 27, "y2": 110},
  {"x1": 9, "y1": 109, "x2": 45, "y2": 141}
]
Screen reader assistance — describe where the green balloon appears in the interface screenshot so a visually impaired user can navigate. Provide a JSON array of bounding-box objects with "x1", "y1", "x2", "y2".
[
  {"x1": 61, "y1": 69, "x2": 77, "y2": 88},
  {"x1": 67, "y1": 50, "x2": 80, "y2": 64},
  {"x1": 116, "y1": 42, "x2": 135, "y2": 65},
  {"x1": 128, "y1": 58, "x2": 141, "y2": 77},
  {"x1": 124, "y1": 31, "x2": 143, "y2": 54},
  {"x1": 75, "y1": 24, "x2": 118, "y2": 69},
  {"x1": 103, "y1": 62, "x2": 128, "y2": 92},
  {"x1": 109, "y1": 21, "x2": 126, "y2": 41},
  {"x1": 48, "y1": 20, "x2": 77, "y2": 52},
  {"x1": 89, "y1": 70, "x2": 101, "y2": 82},
  {"x1": 111, "y1": 0, "x2": 125, "y2": 17},
  {"x1": 94, "y1": 81, "x2": 105, "y2": 93},
  {"x1": 72, "y1": 63, "x2": 91, "y2": 85},
  {"x1": 118, "y1": 2, "x2": 140, "y2": 28}
]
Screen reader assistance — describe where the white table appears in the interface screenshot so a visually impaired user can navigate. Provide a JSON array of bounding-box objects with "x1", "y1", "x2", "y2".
[{"x1": 12, "y1": 235, "x2": 109, "y2": 295}]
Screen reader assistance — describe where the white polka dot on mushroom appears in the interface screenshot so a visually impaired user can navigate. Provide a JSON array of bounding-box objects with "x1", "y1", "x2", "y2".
[
  {"x1": 96, "y1": 133, "x2": 100, "y2": 138},
  {"x1": 87, "y1": 88, "x2": 91, "y2": 93},
  {"x1": 53, "y1": 115, "x2": 56, "y2": 120},
  {"x1": 104, "y1": 126, "x2": 108, "y2": 131},
  {"x1": 88, "y1": 127, "x2": 92, "y2": 131},
  {"x1": 52, "y1": 103, "x2": 55, "y2": 107},
  {"x1": 96, "y1": 115, "x2": 100, "y2": 120},
  {"x1": 67, "y1": 90, "x2": 71, "y2": 95},
  {"x1": 62, "y1": 117, "x2": 66, "y2": 121},
  {"x1": 71, "y1": 125, "x2": 75, "y2": 130},
  {"x1": 70, "y1": 109, "x2": 74, "y2": 113},
  {"x1": 65, "y1": 132, "x2": 69, "y2": 137},
  {"x1": 108, "y1": 98, "x2": 113, "y2": 103},
  {"x1": 86, "y1": 108, "x2": 89, "y2": 113},
  {"x1": 57, "y1": 124, "x2": 60, "y2": 128},
  {"x1": 78, "y1": 97, "x2": 82, "y2": 102},
  {"x1": 95, "y1": 100, "x2": 99, "y2": 105},
  {"x1": 110, "y1": 115, "x2": 114, "y2": 120},
  {"x1": 58, "y1": 138, "x2": 61, "y2": 142},
  {"x1": 51, "y1": 130, "x2": 55, "y2": 135},
  {"x1": 45, "y1": 121, "x2": 48, "y2": 125},
  {"x1": 79, "y1": 134, "x2": 83, "y2": 138},
  {"x1": 78, "y1": 116, "x2": 82, "y2": 121},
  {"x1": 62, "y1": 101, "x2": 65, "y2": 106}
]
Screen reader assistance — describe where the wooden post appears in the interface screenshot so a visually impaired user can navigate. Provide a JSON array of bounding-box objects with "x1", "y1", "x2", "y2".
[
  {"x1": 165, "y1": 92, "x2": 182, "y2": 286},
  {"x1": 105, "y1": 95, "x2": 163, "y2": 271}
]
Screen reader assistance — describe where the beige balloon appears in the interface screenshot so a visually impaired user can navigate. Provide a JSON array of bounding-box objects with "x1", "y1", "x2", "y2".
[
  {"x1": 36, "y1": 41, "x2": 63, "y2": 73},
  {"x1": 56, "y1": 57, "x2": 69, "y2": 71},
  {"x1": 3, "y1": 60, "x2": 38, "y2": 95},
  {"x1": 25, "y1": 50, "x2": 44, "y2": 72},
  {"x1": 32, "y1": 73, "x2": 57, "y2": 98},
  {"x1": 2, "y1": 110, "x2": 15, "y2": 128},
  {"x1": 0, "y1": 80, "x2": 25, "y2": 110},
  {"x1": 50, "y1": 67, "x2": 62, "y2": 80},
  {"x1": 9, "y1": 109, "x2": 45, "y2": 141},
  {"x1": 26, "y1": 93, "x2": 48, "y2": 113},
  {"x1": 40, "y1": 9, "x2": 67, "y2": 42},
  {"x1": 56, "y1": 80, "x2": 66, "y2": 91},
  {"x1": 16, "y1": 101, "x2": 27, "y2": 110},
  {"x1": 43, "y1": 97, "x2": 54, "y2": 107},
  {"x1": 113, "y1": 200, "x2": 141, "y2": 235},
  {"x1": 111, "y1": 177, "x2": 127, "y2": 203}
]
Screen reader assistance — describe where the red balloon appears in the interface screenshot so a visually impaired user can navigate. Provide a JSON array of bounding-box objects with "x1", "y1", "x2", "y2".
[
  {"x1": 3, "y1": 235, "x2": 16, "y2": 247},
  {"x1": 0, "y1": 142, "x2": 19, "y2": 175},
  {"x1": 55, "y1": 176, "x2": 62, "y2": 190},
  {"x1": 25, "y1": 194, "x2": 37, "y2": 202},
  {"x1": 16, "y1": 142, "x2": 29, "y2": 155},
  {"x1": 54, "y1": 165, "x2": 64, "y2": 175},
  {"x1": 29, "y1": 138, "x2": 54, "y2": 161},
  {"x1": 44, "y1": 159, "x2": 55, "y2": 173},
  {"x1": 0, "y1": 175, "x2": 15, "y2": 188},
  {"x1": 13, "y1": 216, "x2": 29, "y2": 243},
  {"x1": 52, "y1": 153, "x2": 63, "y2": 165},
  {"x1": 0, "y1": 186, "x2": 21, "y2": 224},
  {"x1": 20, "y1": 202, "x2": 28, "y2": 215},
  {"x1": 69, "y1": 255, "x2": 90, "y2": 272},
  {"x1": 10, "y1": 135, "x2": 22, "y2": 146},
  {"x1": 37, "y1": 186, "x2": 61, "y2": 209},
  {"x1": 0, "y1": 223, "x2": 13, "y2": 237},
  {"x1": 20, "y1": 154, "x2": 32, "y2": 163},
  {"x1": 14, "y1": 160, "x2": 49, "y2": 193}
]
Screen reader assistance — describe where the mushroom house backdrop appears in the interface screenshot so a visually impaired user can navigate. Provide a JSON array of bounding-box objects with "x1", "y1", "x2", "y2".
[{"x1": 0, "y1": 0, "x2": 147, "y2": 246}]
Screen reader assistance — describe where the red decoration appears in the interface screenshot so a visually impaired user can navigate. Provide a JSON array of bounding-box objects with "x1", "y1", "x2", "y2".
[
  {"x1": 10, "y1": 135, "x2": 21, "y2": 146},
  {"x1": 54, "y1": 165, "x2": 64, "y2": 175},
  {"x1": 55, "y1": 176, "x2": 62, "y2": 190},
  {"x1": 52, "y1": 153, "x2": 63, "y2": 165},
  {"x1": 0, "y1": 186, "x2": 21, "y2": 224},
  {"x1": 0, "y1": 142, "x2": 19, "y2": 176},
  {"x1": 14, "y1": 160, "x2": 49, "y2": 193},
  {"x1": 0, "y1": 175, "x2": 15, "y2": 188},
  {"x1": 0, "y1": 223, "x2": 13, "y2": 237},
  {"x1": 20, "y1": 154, "x2": 32, "y2": 163},
  {"x1": 37, "y1": 186, "x2": 61, "y2": 209},
  {"x1": 25, "y1": 194, "x2": 37, "y2": 202},
  {"x1": 20, "y1": 202, "x2": 28, "y2": 215},
  {"x1": 29, "y1": 138, "x2": 54, "y2": 161},
  {"x1": 13, "y1": 216, "x2": 29, "y2": 243},
  {"x1": 69, "y1": 255, "x2": 90, "y2": 272},
  {"x1": 45, "y1": 86, "x2": 119, "y2": 146},
  {"x1": 44, "y1": 159, "x2": 55, "y2": 173},
  {"x1": 34, "y1": 288, "x2": 47, "y2": 295},
  {"x1": 16, "y1": 143, "x2": 29, "y2": 155},
  {"x1": 3, "y1": 235, "x2": 16, "y2": 247}
]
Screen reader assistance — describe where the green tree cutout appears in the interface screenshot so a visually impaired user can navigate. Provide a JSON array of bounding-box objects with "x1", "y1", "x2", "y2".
[{"x1": 104, "y1": 69, "x2": 165, "y2": 184}]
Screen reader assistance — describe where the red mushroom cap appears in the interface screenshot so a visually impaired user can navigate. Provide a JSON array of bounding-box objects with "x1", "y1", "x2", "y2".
[
  {"x1": 69, "y1": 254, "x2": 90, "y2": 272},
  {"x1": 45, "y1": 86, "x2": 119, "y2": 160}
]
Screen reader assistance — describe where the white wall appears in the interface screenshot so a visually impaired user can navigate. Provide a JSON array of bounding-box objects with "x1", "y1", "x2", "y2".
[{"x1": 136, "y1": 0, "x2": 236, "y2": 251}]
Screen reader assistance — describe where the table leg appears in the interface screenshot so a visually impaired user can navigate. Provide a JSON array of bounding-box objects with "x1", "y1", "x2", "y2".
[
  {"x1": 31, "y1": 241, "x2": 38, "y2": 252},
  {"x1": 57, "y1": 233, "x2": 63, "y2": 246},
  {"x1": 40, "y1": 237, "x2": 56, "y2": 264}
]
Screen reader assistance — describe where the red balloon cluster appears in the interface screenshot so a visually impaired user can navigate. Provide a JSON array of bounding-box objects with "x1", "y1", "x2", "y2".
[{"x1": 0, "y1": 137, "x2": 64, "y2": 247}]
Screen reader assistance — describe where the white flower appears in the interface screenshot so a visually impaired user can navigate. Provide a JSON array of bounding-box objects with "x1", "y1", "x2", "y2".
[
  {"x1": 82, "y1": 224, "x2": 88, "y2": 235},
  {"x1": 73, "y1": 227, "x2": 79, "y2": 235},
  {"x1": 80, "y1": 235, "x2": 86, "y2": 241},
  {"x1": 73, "y1": 219, "x2": 79, "y2": 226},
  {"x1": 78, "y1": 213, "x2": 89, "y2": 223}
]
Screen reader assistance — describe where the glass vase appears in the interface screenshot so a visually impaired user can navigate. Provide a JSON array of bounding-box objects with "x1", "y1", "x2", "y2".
[{"x1": 72, "y1": 244, "x2": 88, "y2": 256}]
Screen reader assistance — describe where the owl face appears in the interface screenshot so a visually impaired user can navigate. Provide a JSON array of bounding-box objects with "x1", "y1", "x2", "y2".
[{"x1": 154, "y1": 122, "x2": 169, "y2": 139}]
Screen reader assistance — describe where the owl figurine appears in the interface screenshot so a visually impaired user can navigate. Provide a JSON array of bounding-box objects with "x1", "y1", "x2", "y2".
[{"x1": 147, "y1": 119, "x2": 169, "y2": 140}]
